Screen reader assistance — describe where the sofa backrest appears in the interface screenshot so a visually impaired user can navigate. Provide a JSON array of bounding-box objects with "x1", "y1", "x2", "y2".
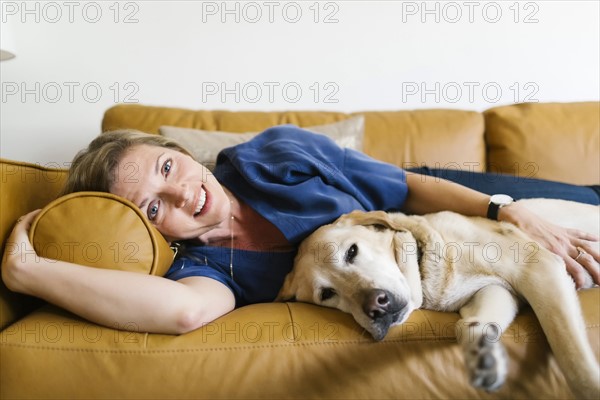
[
  {"x1": 102, "y1": 102, "x2": 599, "y2": 185},
  {"x1": 484, "y1": 102, "x2": 599, "y2": 185},
  {"x1": 102, "y1": 105, "x2": 487, "y2": 172}
]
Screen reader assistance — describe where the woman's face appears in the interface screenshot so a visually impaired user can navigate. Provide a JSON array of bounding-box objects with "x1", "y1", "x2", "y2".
[{"x1": 110, "y1": 144, "x2": 230, "y2": 242}]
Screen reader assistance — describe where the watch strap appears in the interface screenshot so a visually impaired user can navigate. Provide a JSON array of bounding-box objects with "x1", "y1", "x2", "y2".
[{"x1": 487, "y1": 202, "x2": 501, "y2": 220}]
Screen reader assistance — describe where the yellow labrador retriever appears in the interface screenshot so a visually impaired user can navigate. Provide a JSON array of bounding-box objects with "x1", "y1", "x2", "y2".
[{"x1": 277, "y1": 199, "x2": 599, "y2": 398}]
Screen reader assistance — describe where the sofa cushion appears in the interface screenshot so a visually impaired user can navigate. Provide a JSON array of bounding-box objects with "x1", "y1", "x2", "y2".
[
  {"x1": 1, "y1": 290, "x2": 598, "y2": 399},
  {"x1": 360, "y1": 109, "x2": 485, "y2": 171},
  {"x1": 485, "y1": 102, "x2": 600, "y2": 185},
  {"x1": 159, "y1": 115, "x2": 365, "y2": 170},
  {"x1": 29, "y1": 192, "x2": 173, "y2": 276}
]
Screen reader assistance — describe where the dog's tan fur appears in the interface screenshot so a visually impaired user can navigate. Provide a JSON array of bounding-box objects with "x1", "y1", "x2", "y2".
[{"x1": 277, "y1": 199, "x2": 600, "y2": 398}]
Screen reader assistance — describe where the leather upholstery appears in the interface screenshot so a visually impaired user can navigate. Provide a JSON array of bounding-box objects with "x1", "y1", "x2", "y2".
[
  {"x1": 29, "y1": 192, "x2": 173, "y2": 276},
  {"x1": 485, "y1": 102, "x2": 600, "y2": 185},
  {"x1": 1, "y1": 102, "x2": 598, "y2": 399},
  {"x1": 1, "y1": 292, "x2": 598, "y2": 399},
  {"x1": 0, "y1": 160, "x2": 67, "y2": 331},
  {"x1": 103, "y1": 105, "x2": 487, "y2": 172}
]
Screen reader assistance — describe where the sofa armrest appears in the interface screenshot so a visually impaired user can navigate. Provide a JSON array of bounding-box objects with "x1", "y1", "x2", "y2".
[{"x1": 0, "y1": 159, "x2": 67, "y2": 329}]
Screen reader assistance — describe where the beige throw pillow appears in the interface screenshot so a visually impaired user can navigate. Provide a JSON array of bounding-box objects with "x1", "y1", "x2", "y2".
[{"x1": 159, "y1": 116, "x2": 365, "y2": 170}]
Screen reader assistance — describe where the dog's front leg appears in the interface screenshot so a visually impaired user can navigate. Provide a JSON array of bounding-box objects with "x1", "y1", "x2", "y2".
[{"x1": 456, "y1": 284, "x2": 519, "y2": 393}]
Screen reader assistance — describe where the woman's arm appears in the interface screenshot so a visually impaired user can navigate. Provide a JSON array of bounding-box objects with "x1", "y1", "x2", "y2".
[
  {"x1": 403, "y1": 172, "x2": 600, "y2": 288},
  {"x1": 402, "y1": 172, "x2": 490, "y2": 216},
  {"x1": 2, "y1": 210, "x2": 235, "y2": 334}
]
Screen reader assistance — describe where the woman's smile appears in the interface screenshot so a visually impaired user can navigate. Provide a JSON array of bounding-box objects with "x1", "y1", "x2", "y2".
[{"x1": 194, "y1": 188, "x2": 208, "y2": 217}]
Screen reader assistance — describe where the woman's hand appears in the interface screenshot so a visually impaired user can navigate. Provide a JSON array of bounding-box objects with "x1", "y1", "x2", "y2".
[
  {"x1": 1, "y1": 209, "x2": 42, "y2": 294},
  {"x1": 499, "y1": 203, "x2": 600, "y2": 288}
]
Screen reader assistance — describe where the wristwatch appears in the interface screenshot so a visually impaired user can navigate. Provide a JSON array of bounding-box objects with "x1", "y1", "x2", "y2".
[{"x1": 487, "y1": 194, "x2": 514, "y2": 220}]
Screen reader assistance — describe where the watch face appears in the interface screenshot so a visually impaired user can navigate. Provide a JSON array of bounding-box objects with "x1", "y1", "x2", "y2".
[{"x1": 490, "y1": 194, "x2": 514, "y2": 206}]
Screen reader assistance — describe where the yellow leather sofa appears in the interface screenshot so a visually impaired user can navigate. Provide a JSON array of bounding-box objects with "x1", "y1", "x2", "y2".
[{"x1": 1, "y1": 102, "x2": 598, "y2": 399}]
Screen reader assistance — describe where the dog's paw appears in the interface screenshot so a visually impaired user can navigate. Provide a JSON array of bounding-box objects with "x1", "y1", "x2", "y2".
[{"x1": 464, "y1": 324, "x2": 508, "y2": 392}]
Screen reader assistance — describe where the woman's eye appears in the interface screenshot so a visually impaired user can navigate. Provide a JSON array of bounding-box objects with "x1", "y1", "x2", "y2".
[
  {"x1": 320, "y1": 288, "x2": 337, "y2": 302},
  {"x1": 148, "y1": 202, "x2": 160, "y2": 220},
  {"x1": 345, "y1": 244, "x2": 358, "y2": 264},
  {"x1": 162, "y1": 159, "x2": 172, "y2": 177}
]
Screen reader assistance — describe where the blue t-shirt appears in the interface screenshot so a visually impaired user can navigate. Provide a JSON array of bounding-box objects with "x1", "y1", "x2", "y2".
[{"x1": 164, "y1": 125, "x2": 408, "y2": 306}]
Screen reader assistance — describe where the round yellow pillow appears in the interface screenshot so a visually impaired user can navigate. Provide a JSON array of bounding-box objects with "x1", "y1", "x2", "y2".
[{"x1": 29, "y1": 192, "x2": 173, "y2": 276}]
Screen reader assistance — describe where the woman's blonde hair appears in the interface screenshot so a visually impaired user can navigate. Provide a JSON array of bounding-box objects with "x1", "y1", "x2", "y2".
[{"x1": 61, "y1": 129, "x2": 191, "y2": 196}]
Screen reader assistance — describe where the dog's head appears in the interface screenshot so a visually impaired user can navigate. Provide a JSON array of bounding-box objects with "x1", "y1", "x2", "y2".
[{"x1": 276, "y1": 210, "x2": 424, "y2": 341}]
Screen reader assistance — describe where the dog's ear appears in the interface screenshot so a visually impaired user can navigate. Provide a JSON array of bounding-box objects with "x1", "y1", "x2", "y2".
[
  {"x1": 392, "y1": 231, "x2": 423, "y2": 309},
  {"x1": 335, "y1": 210, "x2": 410, "y2": 232},
  {"x1": 275, "y1": 271, "x2": 298, "y2": 302}
]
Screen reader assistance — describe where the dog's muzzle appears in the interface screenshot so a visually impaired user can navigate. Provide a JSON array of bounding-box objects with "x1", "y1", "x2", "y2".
[{"x1": 362, "y1": 289, "x2": 407, "y2": 341}]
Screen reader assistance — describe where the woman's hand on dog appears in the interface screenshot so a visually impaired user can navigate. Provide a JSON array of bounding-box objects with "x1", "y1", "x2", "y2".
[{"x1": 499, "y1": 203, "x2": 600, "y2": 289}]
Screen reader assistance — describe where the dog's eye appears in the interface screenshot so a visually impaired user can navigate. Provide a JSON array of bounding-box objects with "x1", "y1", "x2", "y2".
[
  {"x1": 320, "y1": 288, "x2": 337, "y2": 302},
  {"x1": 345, "y1": 244, "x2": 358, "y2": 264}
]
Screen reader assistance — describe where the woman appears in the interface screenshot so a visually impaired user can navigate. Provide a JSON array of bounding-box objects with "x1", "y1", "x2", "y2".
[{"x1": 3, "y1": 126, "x2": 599, "y2": 334}]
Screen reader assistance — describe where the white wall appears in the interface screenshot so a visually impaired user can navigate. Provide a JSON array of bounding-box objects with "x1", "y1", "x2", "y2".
[{"x1": 1, "y1": 0, "x2": 598, "y2": 166}]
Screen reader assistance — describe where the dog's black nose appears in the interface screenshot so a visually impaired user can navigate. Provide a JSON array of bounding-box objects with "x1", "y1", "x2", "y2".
[{"x1": 362, "y1": 289, "x2": 393, "y2": 320}]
